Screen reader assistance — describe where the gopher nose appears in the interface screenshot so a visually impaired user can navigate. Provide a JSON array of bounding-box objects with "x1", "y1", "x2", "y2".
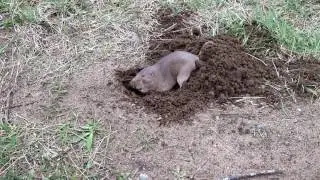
[
  {"x1": 129, "y1": 80, "x2": 134, "y2": 87},
  {"x1": 129, "y1": 78, "x2": 136, "y2": 88}
]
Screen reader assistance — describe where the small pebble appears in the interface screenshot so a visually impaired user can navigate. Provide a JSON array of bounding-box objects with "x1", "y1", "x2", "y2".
[{"x1": 139, "y1": 173, "x2": 148, "y2": 180}]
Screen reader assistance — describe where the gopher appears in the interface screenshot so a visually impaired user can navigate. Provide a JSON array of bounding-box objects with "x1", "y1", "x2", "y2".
[{"x1": 129, "y1": 51, "x2": 199, "y2": 93}]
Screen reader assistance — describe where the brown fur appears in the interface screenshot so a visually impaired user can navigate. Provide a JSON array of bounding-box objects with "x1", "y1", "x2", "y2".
[{"x1": 130, "y1": 51, "x2": 199, "y2": 93}]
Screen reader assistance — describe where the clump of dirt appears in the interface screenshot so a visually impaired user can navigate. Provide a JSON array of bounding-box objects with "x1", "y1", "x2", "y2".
[{"x1": 115, "y1": 8, "x2": 320, "y2": 125}]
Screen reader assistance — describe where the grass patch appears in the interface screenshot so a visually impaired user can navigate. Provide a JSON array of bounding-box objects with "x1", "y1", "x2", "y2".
[
  {"x1": 0, "y1": 0, "x2": 38, "y2": 28},
  {"x1": 0, "y1": 123, "x2": 22, "y2": 179},
  {"x1": 224, "y1": 7, "x2": 320, "y2": 56},
  {"x1": 0, "y1": 0, "x2": 89, "y2": 28},
  {"x1": 116, "y1": 173, "x2": 130, "y2": 180},
  {"x1": 80, "y1": 121, "x2": 98, "y2": 152},
  {"x1": 161, "y1": 0, "x2": 320, "y2": 56},
  {"x1": 57, "y1": 123, "x2": 74, "y2": 145},
  {"x1": 0, "y1": 120, "x2": 101, "y2": 179},
  {"x1": 57, "y1": 121, "x2": 99, "y2": 152},
  {"x1": 0, "y1": 123, "x2": 19, "y2": 166},
  {"x1": 254, "y1": 9, "x2": 320, "y2": 54},
  {"x1": 42, "y1": 0, "x2": 89, "y2": 16},
  {"x1": 0, "y1": 0, "x2": 156, "y2": 178}
]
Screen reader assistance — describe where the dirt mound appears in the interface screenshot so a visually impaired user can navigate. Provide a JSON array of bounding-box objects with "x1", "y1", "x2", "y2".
[
  {"x1": 239, "y1": 21, "x2": 320, "y2": 99},
  {"x1": 115, "y1": 8, "x2": 277, "y2": 125},
  {"x1": 115, "y1": 8, "x2": 320, "y2": 125}
]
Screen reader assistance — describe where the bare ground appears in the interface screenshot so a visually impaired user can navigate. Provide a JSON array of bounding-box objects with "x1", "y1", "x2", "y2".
[
  {"x1": 1, "y1": 2, "x2": 320, "y2": 180},
  {"x1": 63, "y1": 60, "x2": 320, "y2": 179}
]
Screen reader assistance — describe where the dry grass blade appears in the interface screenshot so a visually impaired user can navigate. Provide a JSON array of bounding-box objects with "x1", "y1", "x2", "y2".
[{"x1": 246, "y1": 52, "x2": 268, "y2": 66}]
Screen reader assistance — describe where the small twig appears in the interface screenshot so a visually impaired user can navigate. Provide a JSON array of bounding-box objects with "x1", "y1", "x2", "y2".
[
  {"x1": 284, "y1": 80, "x2": 297, "y2": 103},
  {"x1": 171, "y1": 27, "x2": 190, "y2": 33},
  {"x1": 272, "y1": 59, "x2": 280, "y2": 78},
  {"x1": 229, "y1": 96, "x2": 265, "y2": 99},
  {"x1": 217, "y1": 113, "x2": 255, "y2": 117},
  {"x1": 4, "y1": 90, "x2": 14, "y2": 123},
  {"x1": 222, "y1": 169, "x2": 283, "y2": 180},
  {"x1": 246, "y1": 53, "x2": 267, "y2": 66},
  {"x1": 191, "y1": 160, "x2": 208, "y2": 179},
  {"x1": 0, "y1": 72, "x2": 10, "y2": 89},
  {"x1": 89, "y1": 128, "x2": 117, "y2": 163},
  {"x1": 149, "y1": 38, "x2": 175, "y2": 41},
  {"x1": 230, "y1": 96, "x2": 265, "y2": 103},
  {"x1": 280, "y1": 98, "x2": 289, "y2": 117},
  {"x1": 68, "y1": 153, "x2": 86, "y2": 177},
  {"x1": 7, "y1": 101, "x2": 37, "y2": 109},
  {"x1": 52, "y1": 147, "x2": 72, "y2": 160},
  {"x1": 162, "y1": 23, "x2": 177, "y2": 33}
]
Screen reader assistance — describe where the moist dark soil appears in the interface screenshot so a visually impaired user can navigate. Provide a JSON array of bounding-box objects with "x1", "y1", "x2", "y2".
[
  {"x1": 240, "y1": 21, "x2": 320, "y2": 98},
  {"x1": 115, "y1": 8, "x2": 320, "y2": 125}
]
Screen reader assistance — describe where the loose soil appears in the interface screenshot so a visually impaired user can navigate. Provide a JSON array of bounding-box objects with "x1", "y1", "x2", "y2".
[
  {"x1": 115, "y1": 8, "x2": 320, "y2": 125},
  {"x1": 241, "y1": 22, "x2": 320, "y2": 98}
]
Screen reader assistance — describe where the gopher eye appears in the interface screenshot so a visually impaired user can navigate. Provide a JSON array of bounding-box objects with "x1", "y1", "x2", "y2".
[{"x1": 142, "y1": 79, "x2": 150, "y2": 83}]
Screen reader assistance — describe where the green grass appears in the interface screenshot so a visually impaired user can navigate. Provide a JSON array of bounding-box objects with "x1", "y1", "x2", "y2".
[
  {"x1": 0, "y1": 0, "x2": 38, "y2": 28},
  {"x1": 116, "y1": 173, "x2": 130, "y2": 180},
  {"x1": 0, "y1": 120, "x2": 100, "y2": 178},
  {"x1": 0, "y1": 0, "x2": 89, "y2": 28},
  {"x1": 57, "y1": 123, "x2": 74, "y2": 145},
  {"x1": 161, "y1": 0, "x2": 320, "y2": 56},
  {"x1": 45, "y1": 0, "x2": 88, "y2": 14},
  {"x1": 0, "y1": 123, "x2": 22, "y2": 179},
  {"x1": 225, "y1": 9, "x2": 320, "y2": 55},
  {"x1": 75, "y1": 121, "x2": 99, "y2": 152},
  {"x1": 57, "y1": 121, "x2": 99, "y2": 151},
  {"x1": 283, "y1": 0, "x2": 302, "y2": 12},
  {"x1": 0, "y1": 123, "x2": 19, "y2": 166},
  {"x1": 254, "y1": 9, "x2": 320, "y2": 54},
  {"x1": 0, "y1": 171, "x2": 24, "y2": 180}
]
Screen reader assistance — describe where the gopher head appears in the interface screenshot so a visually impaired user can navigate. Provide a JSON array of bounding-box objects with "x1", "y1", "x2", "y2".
[{"x1": 129, "y1": 66, "x2": 158, "y2": 93}]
